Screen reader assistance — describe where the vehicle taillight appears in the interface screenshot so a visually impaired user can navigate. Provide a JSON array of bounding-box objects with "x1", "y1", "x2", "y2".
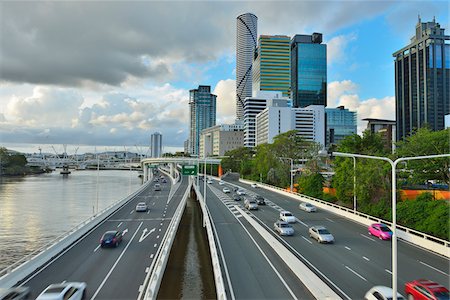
[{"x1": 112, "y1": 238, "x2": 117, "y2": 242}]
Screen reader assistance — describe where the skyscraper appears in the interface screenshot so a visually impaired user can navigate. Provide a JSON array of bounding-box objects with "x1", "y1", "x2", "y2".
[
  {"x1": 393, "y1": 17, "x2": 449, "y2": 140},
  {"x1": 291, "y1": 33, "x2": 327, "y2": 108},
  {"x1": 189, "y1": 85, "x2": 217, "y2": 156},
  {"x1": 325, "y1": 106, "x2": 357, "y2": 146},
  {"x1": 236, "y1": 13, "x2": 257, "y2": 120},
  {"x1": 150, "y1": 132, "x2": 162, "y2": 158},
  {"x1": 252, "y1": 35, "x2": 291, "y2": 98}
]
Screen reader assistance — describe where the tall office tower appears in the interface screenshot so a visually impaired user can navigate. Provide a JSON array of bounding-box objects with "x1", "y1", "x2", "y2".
[
  {"x1": 325, "y1": 106, "x2": 357, "y2": 146},
  {"x1": 252, "y1": 35, "x2": 291, "y2": 98},
  {"x1": 236, "y1": 13, "x2": 258, "y2": 120},
  {"x1": 291, "y1": 33, "x2": 327, "y2": 108},
  {"x1": 189, "y1": 85, "x2": 217, "y2": 156},
  {"x1": 393, "y1": 17, "x2": 449, "y2": 141},
  {"x1": 150, "y1": 132, "x2": 162, "y2": 158}
]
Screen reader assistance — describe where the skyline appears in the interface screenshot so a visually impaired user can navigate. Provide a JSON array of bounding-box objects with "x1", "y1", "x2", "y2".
[{"x1": 0, "y1": 1, "x2": 448, "y2": 152}]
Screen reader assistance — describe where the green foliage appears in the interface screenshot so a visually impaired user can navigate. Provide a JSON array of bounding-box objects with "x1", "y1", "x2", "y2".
[
  {"x1": 0, "y1": 147, "x2": 29, "y2": 175},
  {"x1": 221, "y1": 147, "x2": 254, "y2": 173},
  {"x1": 395, "y1": 128, "x2": 450, "y2": 185},
  {"x1": 297, "y1": 172, "x2": 324, "y2": 199}
]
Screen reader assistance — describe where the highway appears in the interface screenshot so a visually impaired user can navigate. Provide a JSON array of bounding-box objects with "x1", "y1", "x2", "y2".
[
  {"x1": 20, "y1": 172, "x2": 189, "y2": 299},
  {"x1": 216, "y1": 177, "x2": 450, "y2": 299},
  {"x1": 199, "y1": 179, "x2": 315, "y2": 299}
]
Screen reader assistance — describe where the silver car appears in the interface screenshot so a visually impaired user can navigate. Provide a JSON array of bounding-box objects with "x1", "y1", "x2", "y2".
[
  {"x1": 136, "y1": 202, "x2": 148, "y2": 212},
  {"x1": 274, "y1": 221, "x2": 294, "y2": 236},
  {"x1": 299, "y1": 202, "x2": 317, "y2": 212},
  {"x1": 309, "y1": 226, "x2": 334, "y2": 243},
  {"x1": 36, "y1": 282, "x2": 87, "y2": 300},
  {"x1": 244, "y1": 198, "x2": 258, "y2": 210},
  {"x1": 222, "y1": 187, "x2": 231, "y2": 193},
  {"x1": 236, "y1": 189, "x2": 246, "y2": 195}
]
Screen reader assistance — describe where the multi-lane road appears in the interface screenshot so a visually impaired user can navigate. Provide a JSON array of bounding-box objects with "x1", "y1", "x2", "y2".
[
  {"x1": 203, "y1": 177, "x2": 450, "y2": 299},
  {"x1": 20, "y1": 172, "x2": 188, "y2": 299}
]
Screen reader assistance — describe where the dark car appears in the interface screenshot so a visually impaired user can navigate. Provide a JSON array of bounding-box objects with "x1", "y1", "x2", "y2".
[
  {"x1": 253, "y1": 195, "x2": 266, "y2": 205},
  {"x1": 233, "y1": 194, "x2": 241, "y2": 201},
  {"x1": 100, "y1": 230, "x2": 123, "y2": 248}
]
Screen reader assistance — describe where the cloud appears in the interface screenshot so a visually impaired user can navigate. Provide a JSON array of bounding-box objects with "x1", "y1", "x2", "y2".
[
  {"x1": 213, "y1": 79, "x2": 236, "y2": 124},
  {"x1": 327, "y1": 33, "x2": 357, "y2": 65},
  {"x1": 328, "y1": 80, "x2": 395, "y2": 133}
]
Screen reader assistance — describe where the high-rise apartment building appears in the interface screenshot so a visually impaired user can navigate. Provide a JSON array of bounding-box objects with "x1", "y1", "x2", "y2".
[
  {"x1": 189, "y1": 85, "x2": 217, "y2": 155},
  {"x1": 325, "y1": 106, "x2": 357, "y2": 146},
  {"x1": 291, "y1": 33, "x2": 327, "y2": 108},
  {"x1": 150, "y1": 132, "x2": 162, "y2": 158},
  {"x1": 363, "y1": 118, "x2": 396, "y2": 152},
  {"x1": 236, "y1": 13, "x2": 258, "y2": 120},
  {"x1": 199, "y1": 123, "x2": 244, "y2": 157},
  {"x1": 252, "y1": 35, "x2": 291, "y2": 98},
  {"x1": 393, "y1": 17, "x2": 449, "y2": 140}
]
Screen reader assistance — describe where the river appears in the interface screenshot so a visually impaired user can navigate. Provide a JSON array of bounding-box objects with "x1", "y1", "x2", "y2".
[{"x1": 0, "y1": 170, "x2": 142, "y2": 271}]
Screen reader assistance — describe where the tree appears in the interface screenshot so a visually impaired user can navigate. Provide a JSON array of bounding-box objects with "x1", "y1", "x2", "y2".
[
  {"x1": 297, "y1": 172, "x2": 324, "y2": 198},
  {"x1": 395, "y1": 128, "x2": 450, "y2": 185},
  {"x1": 221, "y1": 147, "x2": 253, "y2": 173}
]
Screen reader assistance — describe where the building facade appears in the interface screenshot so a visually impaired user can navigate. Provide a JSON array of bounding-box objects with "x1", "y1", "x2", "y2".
[
  {"x1": 363, "y1": 118, "x2": 396, "y2": 152},
  {"x1": 393, "y1": 17, "x2": 449, "y2": 141},
  {"x1": 189, "y1": 85, "x2": 217, "y2": 155},
  {"x1": 236, "y1": 13, "x2": 258, "y2": 120},
  {"x1": 291, "y1": 33, "x2": 327, "y2": 108},
  {"x1": 252, "y1": 35, "x2": 291, "y2": 98},
  {"x1": 150, "y1": 132, "x2": 162, "y2": 158},
  {"x1": 199, "y1": 123, "x2": 244, "y2": 157},
  {"x1": 325, "y1": 106, "x2": 357, "y2": 146}
]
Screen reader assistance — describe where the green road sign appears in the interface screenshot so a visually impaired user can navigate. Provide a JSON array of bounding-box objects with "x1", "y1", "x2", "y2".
[{"x1": 182, "y1": 165, "x2": 197, "y2": 175}]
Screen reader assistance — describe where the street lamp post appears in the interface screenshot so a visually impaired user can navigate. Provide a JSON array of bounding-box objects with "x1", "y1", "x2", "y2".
[
  {"x1": 280, "y1": 157, "x2": 293, "y2": 192},
  {"x1": 203, "y1": 155, "x2": 207, "y2": 227},
  {"x1": 325, "y1": 151, "x2": 449, "y2": 300}
]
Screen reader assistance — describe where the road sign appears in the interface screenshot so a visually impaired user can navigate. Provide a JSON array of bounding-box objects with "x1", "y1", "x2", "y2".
[{"x1": 182, "y1": 165, "x2": 197, "y2": 175}]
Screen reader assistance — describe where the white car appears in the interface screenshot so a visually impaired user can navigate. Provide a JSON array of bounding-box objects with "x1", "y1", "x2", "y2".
[
  {"x1": 280, "y1": 211, "x2": 296, "y2": 223},
  {"x1": 219, "y1": 181, "x2": 225, "y2": 185},
  {"x1": 207, "y1": 179, "x2": 213, "y2": 184},
  {"x1": 244, "y1": 198, "x2": 258, "y2": 210},
  {"x1": 309, "y1": 226, "x2": 335, "y2": 243},
  {"x1": 364, "y1": 286, "x2": 405, "y2": 300},
  {"x1": 236, "y1": 189, "x2": 246, "y2": 196},
  {"x1": 299, "y1": 202, "x2": 317, "y2": 212},
  {"x1": 251, "y1": 183, "x2": 258, "y2": 188},
  {"x1": 274, "y1": 221, "x2": 294, "y2": 236},
  {"x1": 36, "y1": 282, "x2": 87, "y2": 300},
  {"x1": 136, "y1": 202, "x2": 148, "y2": 212},
  {"x1": 222, "y1": 187, "x2": 231, "y2": 193}
]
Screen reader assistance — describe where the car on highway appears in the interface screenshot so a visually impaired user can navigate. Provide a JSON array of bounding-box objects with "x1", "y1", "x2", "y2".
[
  {"x1": 100, "y1": 230, "x2": 123, "y2": 248},
  {"x1": 253, "y1": 195, "x2": 266, "y2": 205},
  {"x1": 279, "y1": 211, "x2": 296, "y2": 223},
  {"x1": 364, "y1": 286, "x2": 405, "y2": 300},
  {"x1": 274, "y1": 221, "x2": 294, "y2": 236},
  {"x1": 222, "y1": 187, "x2": 231, "y2": 193},
  {"x1": 219, "y1": 181, "x2": 225, "y2": 185},
  {"x1": 232, "y1": 194, "x2": 241, "y2": 201},
  {"x1": 368, "y1": 223, "x2": 393, "y2": 240},
  {"x1": 309, "y1": 226, "x2": 334, "y2": 243},
  {"x1": 244, "y1": 198, "x2": 258, "y2": 210},
  {"x1": 135, "y1": 202, "x2": 148, "y2": 212},
  {"x1": 236, "y1": 189, "x2": 246, "y2": 195},
  {"x1": 154, "y1": 183, "x2": 161, "y2": 191},
  {"x1": 153, "y1": 178, "x2": 159, "y2": 182},
  {"x1": 299, "y1": 202, "x2": 317, "y2": 212},
  {"x1": 207, "y1": 179, "x2": 213, "y2": 184},
  {"x1": 161, "y1": 178, "x2": 167, "y2": 183},
  {"x1": 251, "y1": 183, "x2": 258, "y2": 188},
  {"x1": 405, "y1": 279, "x2": 449, "y2": 300},
  {"x1": 0, "y1": 287, "x2": 30, "y2": 300},
  {"x1": 36, "y1": 282, "x2": 87, "y2": 300}
]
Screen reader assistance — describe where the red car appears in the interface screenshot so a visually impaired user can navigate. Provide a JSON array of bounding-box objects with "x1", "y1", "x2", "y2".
[
  {"x1": 405, "y1": 279, "x2": 449, "y2": 300},
  {"x1": 368, "y1": 223, "x2": 392, "y2": 240}
]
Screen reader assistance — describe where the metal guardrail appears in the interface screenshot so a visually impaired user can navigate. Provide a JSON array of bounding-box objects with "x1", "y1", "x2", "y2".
[
  {"x1": 240, "y1": 179, "x2": 450, "y2": 257},
  {"x1": 193, "y1": 182, "x2": 227, "y2": 300}
]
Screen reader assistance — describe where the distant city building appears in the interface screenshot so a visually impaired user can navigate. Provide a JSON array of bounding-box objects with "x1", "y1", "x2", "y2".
[
  {"x1": 255, "y1": 101, "x2": 325, "y2": 146},
  {"x1": 252, "y1": 35, "x2": 291, "y2": 98},
  {"x1": 150, "y1": 132, "x2": 162, "y2": 158},
  {"x1": 290, "y1": 33, "x2": 327, "y2": 108},
  {"x1": 445, "y1": 114, "x2": 450, "y2": 128},
  {"x1": 184, "y1": 139, "x2": 189, "y2": 155},
  {"x1": 393, "y1": 17, "x2": 449, "y2": 141},
  {"x1": 363, "y1": 118, "x2": 396, "y2": 152},
  {"x1": 236, "y1": 12, "x2": 258, "y2": 120},
  {"x1": 189, "y1": 85, "x2": 217, "y2": 155},
  {"x1": 325, "y1": 106, "x2": 357, "y2": 146},
  {"x1": 199, "y1": 123, "x2": 244, "y2": 157}
]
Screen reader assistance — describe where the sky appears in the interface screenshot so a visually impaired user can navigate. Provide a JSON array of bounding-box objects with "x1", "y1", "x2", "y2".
[{"x1": 0, "y1": 1, "x2": 448, "y2": 154}]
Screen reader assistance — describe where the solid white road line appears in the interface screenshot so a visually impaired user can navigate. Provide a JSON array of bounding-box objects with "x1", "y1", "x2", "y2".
[
  {"x1": 117, "y1": 222, "x2": 123, "y2": 228},
  {"x1": 90, "y1": 222, "x2": 143, "y2": 300},
  {"x1": 302, "y1": 236, "x2": 313, "y2": 244},
  {"x1": 360, "y1": 233, "x2": 375, "y2": 242},
  {"x1": 419, "y1": 260, "x2": 449, "y2": 276},
  {"x1": 363, "y1": 256, "x2": 370, "y2": 261},
  {"x1": 93, "y1": 245, "x2": 101, "y2": 252},
  {"x1": 326, "y1": 218, "x2": 335, "y2": 223},
  {"x1": 345, "y1": 266, "x2": 367, "y2": 282},
  {"x1": 345, "y1": 246, "x2": 352, "y2": 251},
  {"x1": 385, "y1": 269, "x2": 392, "y2": 275}
]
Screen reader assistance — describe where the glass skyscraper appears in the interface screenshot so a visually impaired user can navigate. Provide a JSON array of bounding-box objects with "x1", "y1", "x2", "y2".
[
  {"x1": 325, "y1": 106, "x2": 357, "y2": 146},
  {"x1": 189, "y1": 85, "x2": 217, "y2": 155},
  {"x1": 150, "y1": 132, "x2": 162, "y2": 158},
  {"x1": 291, "y1": 33, "x2": 327, "y2": 108},
  {"x1": 393, "y1": 17, "x2": 449, "y2": 141},
  {"x1": 252, "y1": 35, "x2": 291, "y2": 98}
]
